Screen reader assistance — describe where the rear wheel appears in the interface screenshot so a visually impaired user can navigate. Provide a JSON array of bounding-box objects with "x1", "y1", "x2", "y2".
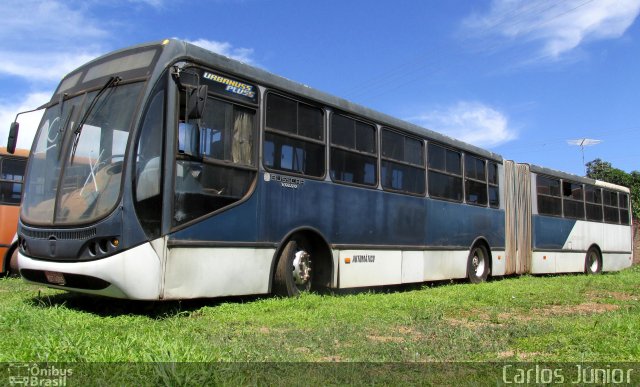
[
  {"x1": 273, "y1": 237, "x2": 313, "y2": 297},
  {"x1": 467, "y1": 244, "x2": 490, "y2": 283},
  {"x1": 584, "y1": 246, "x2": 602, "y2": 274}
]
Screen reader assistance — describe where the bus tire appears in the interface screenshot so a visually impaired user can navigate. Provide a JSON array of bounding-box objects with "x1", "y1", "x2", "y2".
[
  {"x1": 467, "y1": 244, "x2": 490, "y2": 284},
  {"x1": 273, "y1": 236, "x2": 313, "y2": 297},
  {"x1": 7, "y1": 246, "x2": 20, "y2": 277},
  {"x1": 584, "y1": 246, "x2": 602, "y2": 274}
]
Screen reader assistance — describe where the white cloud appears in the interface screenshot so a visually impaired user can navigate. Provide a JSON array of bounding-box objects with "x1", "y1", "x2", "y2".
[
  {"x1": 0, "y1": 52, "x2": 100, "y2": 82},
  {"x1": 128, "y1": 0, "x2": 166, "y2": 8},
  {"x1": 407, "y1": 102, "x2": 517, "y2": 148},
  {"x1": 0, "y1": 1, "x2": 107, "y2": 46},
  {"x1": 186, "y1": 39, "x2": 256, "y2": 65},
  {"x1": 463, "y1": 0, "x2": 640, "y2": 59},
  {"x1": 0, "y1": 92, "x2": 51, "y2": 151},
  {"x1": 0, "y1": 1, "x2": 106, "y2": 82}
]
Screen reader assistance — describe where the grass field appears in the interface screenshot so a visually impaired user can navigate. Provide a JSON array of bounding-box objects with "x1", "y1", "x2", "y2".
[{"x1": 1, "y1": 266, "x2": 639, "y2": 364}]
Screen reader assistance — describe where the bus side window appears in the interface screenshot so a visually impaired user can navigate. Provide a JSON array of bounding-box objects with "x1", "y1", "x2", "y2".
[
  {"x1": 488, "y1": 162, "x2": 499, "y2": 208},
  {"x1": 330, "y1": 114, "x2": 377, "y2": 186},
  {"x1": 173, "y1": 96, "x2": 257, "y2": 226},
  {"x1": 264, "y1": 93, "x2": 325, "y2": 177},
  {"x1": 134, "y1": 87, "x2": 165, "y2": 238},
  {"x1": 562, "y1": 181, "x2": 584, "y2": 219},
  {"x1": 0, "y1": 157, "x2": 26, "y2": 204},
  {"x1": 464, "y1": 155, "x2": 487, "y2": 206},
  {"x1": 536, "y1": 175, "x2": 562, "y2": 216},
  {"x1": 381, "y1": 129, "x2": 425, "y2": 195},
  {"x1": 619, "y1": 193, "x2": 630, "y2": 225},
  {"x1": 585, "y1": 185, "x2": 603, "y2": 222},
  {"x1": 603, "y1": 190, "x2": 619, "y2": 223},
  {"x1": 428, "y1": 143, "x2": 462, "y2": 201}
]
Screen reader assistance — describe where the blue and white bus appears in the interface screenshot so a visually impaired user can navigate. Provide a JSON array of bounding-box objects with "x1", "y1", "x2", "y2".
[{"x1": 9, "y1": 39, "x2": 633, "y2": 299}]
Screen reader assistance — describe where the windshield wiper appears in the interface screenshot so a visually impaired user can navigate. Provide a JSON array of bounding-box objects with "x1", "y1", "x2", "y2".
[{"x1": 70, "y1": 76, "x2": 121, "y2": 162}]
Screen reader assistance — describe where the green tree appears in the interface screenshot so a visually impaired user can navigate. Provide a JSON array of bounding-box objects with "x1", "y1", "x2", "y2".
[{"x1": 586, "y1": 158, "x2": 639, "y2": 221}]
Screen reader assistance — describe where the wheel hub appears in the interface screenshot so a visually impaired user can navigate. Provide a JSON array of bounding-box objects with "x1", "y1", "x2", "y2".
[
  {"x1": 589, "y1": 252, "x2": 599, "y2": 272},
  {"x1": 472, "y1": 253, "x2": 485, "y2": 276},
  {"x1": 292, "y1": 250, "x2": 312, "y2": 285}
]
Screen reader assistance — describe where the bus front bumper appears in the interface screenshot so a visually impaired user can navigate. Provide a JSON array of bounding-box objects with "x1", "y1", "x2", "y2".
[{"x1": 17, "y1": 242, "x2": 162, "y2": 300}]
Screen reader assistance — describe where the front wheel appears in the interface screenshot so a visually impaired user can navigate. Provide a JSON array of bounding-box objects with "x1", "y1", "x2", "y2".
[
  {"x1": 467, "y1": 244, "x2": 490, "y2": 284},
  {"x1": 7, "y1": 247, "x2": 20, "y2": 277},
  {"x1": 273, "y1": 237, "x2": 313, "y2": 297},
  {"x1": 584, "y1": 247, "x2": 602, "y2": 274}
]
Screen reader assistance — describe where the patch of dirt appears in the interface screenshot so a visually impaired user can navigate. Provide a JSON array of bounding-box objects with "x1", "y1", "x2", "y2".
[
  {"x1": 536, "y1": 302, "x2": 619, "y2": 316},
  {"x1": 445, "y1": 301, "x2": 620, "y2": 329},
  {"x1": 587, "y1": 290, "x2": 638, "y2": 302},
  {"x1": 396, "y1": 326, "x2": 425, "y2": 340},
  {"x1": 331, "y1": 339, "x2": 352, "y2": 349},
  {"x1": 367, "y1": 335, "x2": 405, "y2": 343},
  {"x1": 445, "y1": 315, "x2": 504, "y2": 329},
  {"x1": 257, "y1": 326, "x2": 289, "y2": 334},
  {"x1": 497, "y1": 312, "x2": 533, "y2": 323},
  {"x1": 497, "y1": 350, "x2": 514, "y2": 358},
  {"x1": 366, "y1": 326, "x2": 430, "y2": 343},
  {"x1": 319, "y1": 355, "x2": 343, "y2": 362}
]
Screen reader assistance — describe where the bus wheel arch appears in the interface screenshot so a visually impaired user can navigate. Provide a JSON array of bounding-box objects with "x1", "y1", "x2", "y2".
[
  {"x1": 467, "y1": 238, "x2": 491, "y2": 284},
  {"x1": 584, "y1": 244, "x2": 603, "y2": 274},
  {"x1": 271, "y1": 228, "x2": 333, "y2": 297}
]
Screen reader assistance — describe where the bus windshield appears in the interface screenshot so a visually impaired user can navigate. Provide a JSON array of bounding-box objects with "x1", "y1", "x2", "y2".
[{"x1": 22, "y1": 82, "x2": 143, "y2": 225}]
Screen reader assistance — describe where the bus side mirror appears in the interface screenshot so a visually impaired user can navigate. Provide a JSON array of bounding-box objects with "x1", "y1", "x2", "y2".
[
  {"x1": 187, "y1": 85, "x2": 208, "y2": 120},
  {"x1": 7, "y1": 122, "x2": 19, "y2": 154},
  {"x1": 178, "y1": 122, "x2": 201, "y2": 159}
]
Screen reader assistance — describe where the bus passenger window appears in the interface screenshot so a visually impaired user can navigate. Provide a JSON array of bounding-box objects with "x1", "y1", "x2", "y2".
[
  {"x1": 619, "y1": 193, "x2": 630, "y2": 225},
  {"x1": 198, "y1": 99, "x2": 254, "y2": 166},
  {"x1": 536, "y1": 175, "x2": 562, "y2": 216},
  {"x1": 488, "y1": 162, "x2": 499, "y2": 208},
  {"x1": 330, "y1": 114, "x2": 377, "y2": 186},
  {"x1": 603, "y1": 190, "x2": 619, "y2": 223},
  {"x1": 428, "y1": 143, "x2": 462, "y2": 201},
  {"x1": 464, "y1": 155, "x2": 487, "y2": 206},
  {"x1": 380, "y1": 129, "x2": 425, "y2": 195},
  {"x1": 264, "y1": 93, "x2": 325, "y2": 177},
  {"x1": 562, "y1": 181, "x2": 584, "y2": 219},
  {"x1": 585, "y1": 185, "x2": 603, "y2": 222}
]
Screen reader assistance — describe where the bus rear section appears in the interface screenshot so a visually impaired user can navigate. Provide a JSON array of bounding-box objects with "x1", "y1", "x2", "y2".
[{"x1": 503, "y1": 161, "x2": 632, "y2": 276}]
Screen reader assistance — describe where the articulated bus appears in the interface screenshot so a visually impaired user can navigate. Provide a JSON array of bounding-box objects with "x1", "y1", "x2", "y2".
[
  {"x1": 9, "y1": 39, "x2": 632, "y2": 299},
  {"x1": 0, "y1": 147, "x2": 28, "y2": 276}
]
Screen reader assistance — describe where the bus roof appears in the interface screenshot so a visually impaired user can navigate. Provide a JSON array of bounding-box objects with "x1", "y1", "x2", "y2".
[
  {"x1": 527, "y1": 163, "x2": 630, "y2": 193},
  {"x1": 158, "y1": 39, "x2": 503, "y2": 163},
  {"x1": 55, "y1": 38, "x2": 628, "y2": 183}
]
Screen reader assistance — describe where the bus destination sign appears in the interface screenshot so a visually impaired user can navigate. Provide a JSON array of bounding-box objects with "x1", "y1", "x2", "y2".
[{"x1": 202, "y1": 71, "x2": 258, "y2": 104}]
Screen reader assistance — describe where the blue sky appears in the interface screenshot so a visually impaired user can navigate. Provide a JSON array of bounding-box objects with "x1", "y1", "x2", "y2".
[{"x1": 1, "y1": 0, "x2": 638, "y2": 176}]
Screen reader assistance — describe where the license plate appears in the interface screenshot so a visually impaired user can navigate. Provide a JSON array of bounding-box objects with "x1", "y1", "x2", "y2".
[{"x1": 44, "y1": 271, "x2": 66, "y2": 285}]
